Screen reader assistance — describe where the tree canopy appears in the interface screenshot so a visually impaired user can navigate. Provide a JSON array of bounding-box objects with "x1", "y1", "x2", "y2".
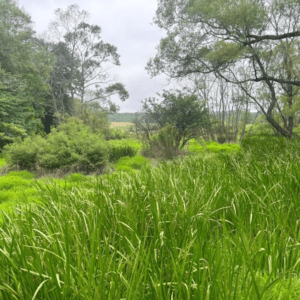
[
  {"x1": 147, "y1": 0, "x2": 300, "y2": 137},
  {"x1": 47, "y1": 4, "x2": 129, "y2": 115},
  {"x1": 0, "y1": 2, "x2": 128, "y2": 148},
  {"x1": 136, "y1": 91, "x2": 210, "y2": 149}
]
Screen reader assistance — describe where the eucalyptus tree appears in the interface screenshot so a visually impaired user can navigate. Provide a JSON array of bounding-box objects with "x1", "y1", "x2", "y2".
[
  {"x1": 147, "y1": 0, "x2": 300, "y2": 137},
  {"x1": 48, "y1": 4, "x2": 129, "y2": 114}
]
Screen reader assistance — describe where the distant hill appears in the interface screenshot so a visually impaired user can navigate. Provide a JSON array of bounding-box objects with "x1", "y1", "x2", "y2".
[{"x1": 108, "y1": 113, "x2": 144, "y2": 122}]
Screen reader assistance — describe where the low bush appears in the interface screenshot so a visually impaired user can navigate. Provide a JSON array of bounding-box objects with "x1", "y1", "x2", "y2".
[
  {"x1": 3, "y1": 135, "x2": 47, "y2": 169},
  {"x1": 3, "y1": 117, "x2": 110, "y2": 174},
  {"x1": 141, "y1": 124, "x2": 187, "y2": 160},
  {"x1": 0, "y1": 157, "x2": 6, "y2": 168},
  {"x1": 109, "y1": 144, "x2": 138, "y2": 162},
  {"x1": 64, "y1": 173, "x2": 87, "y2": 183},
  {"x1": 105, "y1": 127, "x2": 129, "y2": 140},
  {"x1": 187, "y1": 139, "x2": 205, "y2": 153}
]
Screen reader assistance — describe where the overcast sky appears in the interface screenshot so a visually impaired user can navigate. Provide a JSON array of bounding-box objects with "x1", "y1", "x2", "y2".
[{"x1": 17, "y1": 0, "x2": 170, "y2": 113}]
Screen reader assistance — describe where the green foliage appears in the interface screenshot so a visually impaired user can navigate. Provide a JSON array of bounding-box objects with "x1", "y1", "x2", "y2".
[
  {"x1": 4, "y1": 117, "x2": 109, "y2": 173},
  {"x1": 48, "y1": 4, "x2": 128, "y2": 114},
  {"x1": 187, "y1": 138, "x2": 241, "y2": 154},
  {"x1": 206, "y1": 141, "x2": 241, "y2": 153},
  {"x1": 139, "y1": 91, "x2": 209, "y2": 150},
  {"x1": 0, "y1": 68, "x2": 45, "y2": 149},
  {"x1": 0, "y1": 1, "x2": 55, "y2": 129},
  {"x1": 6, "y1": 170, "x2": 36, "y2": 180},
  {"x1": 187, "y1": 138, "x2": 205, "y2": 153},
  {"x1": 108, "y1": 139, "x2": 141, "y2": 162},
  {"x1": 1, "y1": 137, "x2": 300, "y2": 298},
  {"x1": 0, "y1": 157, "x2": 6, "y2": 168},
  {"x1": 3, "y1": 135, "x2": 47, "y2": 169},
  {"x1": 106, "y1": 127, "x2": 129, "y2": 140},
  {"x1": 0, "y1": 170, "x2": 39, "y2": 212},
  {"x1": 64, "y1": 173, "x2": 88, "y2": 183},
  {"x1": 0, "y1": 0, "x2": 35, "y2": 74},
  {"x1": 73, "y1": 100, "x2": 110, "y2": 136},
  {"x1": 115, "y1": 155, "x2": 150, "y2": 173},
  {"x1": 39, "y1": 118, "x2": 109, "y2": 172},
  {"x1": 142, "y1": 124, "x2": 186, "y2": 159},
  {"x1": 108, "y1": 144, "x2": 138, "y2": 162},
  {"x1": 240, "y1": 135, "x2": 291, "y2": 156},
  {"x1": 147, "y1": 0, "x2": 300, "y2": 137}
]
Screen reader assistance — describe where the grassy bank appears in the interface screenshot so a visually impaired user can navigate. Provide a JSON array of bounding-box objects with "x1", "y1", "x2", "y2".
[{"x1": 0, "y1": 136, "x2": 300, "y2": 299}]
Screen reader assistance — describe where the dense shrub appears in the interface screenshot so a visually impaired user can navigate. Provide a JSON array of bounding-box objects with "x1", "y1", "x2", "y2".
[
  {"x1": 4, "y1": 117, "x2": 110, "y2": 173},
  {"x1": 109, "y1": 144, "x2": 138, "y2": 162},
  {"x1": 3, "y1": 135, "x2": 47, "y2": 169},
  {"x1": 105, "y1": 127, "x2": 129, "y2": 140},
  {"x1": 81, "y1": 141, "x2": 109, "y2": 172}
]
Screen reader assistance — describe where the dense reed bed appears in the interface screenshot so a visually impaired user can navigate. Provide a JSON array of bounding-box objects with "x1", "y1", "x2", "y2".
[{"x1": 0, "y1": 136, "x2": 300, "y2": 299}]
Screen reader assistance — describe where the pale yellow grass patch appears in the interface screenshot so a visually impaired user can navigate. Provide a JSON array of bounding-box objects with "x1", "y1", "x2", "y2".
[{"x1": 110, "y1": 122, "x2": 134, "y2": 128}]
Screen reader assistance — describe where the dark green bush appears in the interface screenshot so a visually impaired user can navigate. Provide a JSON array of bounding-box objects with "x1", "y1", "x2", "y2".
[
  {"x1": 80, "y1": 141, "x2": 109, "y2": 172},
  {"x1": 3, "y1": 135, "x2": 47, "y2": 169},
  {"x1": 4, "y1": 117, "x2": 110, "y2": 173}
]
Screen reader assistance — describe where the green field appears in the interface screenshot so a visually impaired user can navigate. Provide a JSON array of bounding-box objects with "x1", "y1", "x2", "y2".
[{"x1": 0, "y1": 136, "x2": 300, "y2": 299}]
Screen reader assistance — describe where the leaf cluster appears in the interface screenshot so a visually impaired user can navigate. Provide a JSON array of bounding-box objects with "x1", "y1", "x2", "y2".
[{"x1": 139, "y1": 91, "x2": 210, "y2": 150}]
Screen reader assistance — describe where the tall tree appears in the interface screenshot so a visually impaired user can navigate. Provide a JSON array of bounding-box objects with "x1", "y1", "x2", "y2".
[
  {"x1": 47, "y1": 4, "x2": 129, "y2": 114},
  {"x1": 0, "y1": 0, "x2": 55, "y2": 140},
  {"x1": 0, "y1": 68, "x2": 42, "y2": 149},
  {"x1": 0, "y1": 0, "x2": 34, "y2": 73},
  {"x1": 147, "y1": 0, "x2": 300, "y2": 137}
]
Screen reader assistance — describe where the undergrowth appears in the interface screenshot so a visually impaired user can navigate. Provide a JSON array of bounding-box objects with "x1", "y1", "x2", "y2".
[{"x1": 0, "y1": 136, "x2": 299, "y2": 299}]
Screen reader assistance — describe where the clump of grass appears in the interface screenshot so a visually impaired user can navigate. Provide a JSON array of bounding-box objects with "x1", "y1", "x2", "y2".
[
  {"x1": 187, "y1": 139, "x2": 240, "y2": 154},
  {"x1": 0, "y1": 174, "x2": 31, "y2": 191},
  {"x1": 187, "y1": 138, "x2": 205, "y2": 152},
  {"x1": 0, "y1": 171, "x2": 41, "y2": 217},
  {"x1": 114, "y1": 155, "x2": 150, "y2": 173},
  {"x1": 6, "y1": 170, "x2": 36, "y2": 180},
  {"x1": 64, "y1": 172, "x2": 88, "y2": 183},
  {"x1": 206, "y1": 141, "x2": 241, "y2": 153},
  {"x1": 0, "y1": 137, "x2": 300, "y2": 298},
  {"x1": 0, "y1": 157, "x2": 6, "y2": 168}
]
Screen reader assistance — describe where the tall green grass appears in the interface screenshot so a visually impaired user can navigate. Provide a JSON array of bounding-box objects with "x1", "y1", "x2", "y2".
[
  {"x1": 0, "y1": 158, "x2": 5, "y2": 168},
  {"x1": 187, "y1": 139, "x2": 241, "y2": 153},
  {"x1": 0, "y1": 171, "x2": 41, "y2": 215},
  {"x1": 108, "y1": 139, "x2": 141, "y2": 162},
  {"x1": 0, "y1": 136, "x2": 300, "y2": 299}
]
